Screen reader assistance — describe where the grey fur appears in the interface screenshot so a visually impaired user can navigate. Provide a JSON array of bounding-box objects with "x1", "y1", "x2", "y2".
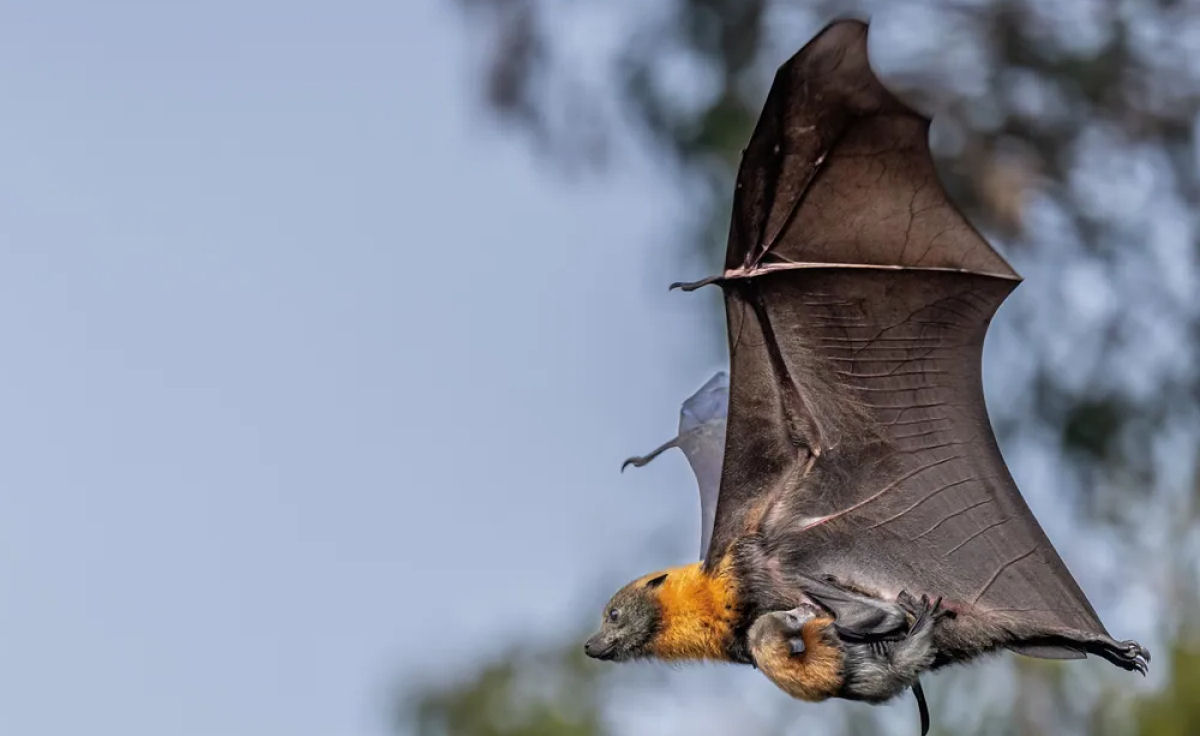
[
  {"x1": 838, "y1": 597, "x2": 941, "y2": 703},
  {"x1": 584, "y1": 575, "x2": 664, "y2": 662}
]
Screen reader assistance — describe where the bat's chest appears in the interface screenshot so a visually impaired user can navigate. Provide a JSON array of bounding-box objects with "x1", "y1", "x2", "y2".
[{"x1": 728, "y1": 541, "x2": 824, "y2": 656}]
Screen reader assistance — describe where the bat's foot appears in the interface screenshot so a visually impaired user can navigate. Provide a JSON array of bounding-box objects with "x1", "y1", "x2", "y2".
[
  {"x1": 898, "y1": 591, "x2": 955, "y2": 629},
  {"x1": 908, "y1": 594, "x2": 952, "y2": 634},
  {"x1": 1105, "y1": 639, "x2": 1151, "y2": 676}
]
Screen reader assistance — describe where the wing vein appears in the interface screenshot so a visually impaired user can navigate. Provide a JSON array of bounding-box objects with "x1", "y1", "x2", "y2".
[
  {"x1": 911, "y1": 498, "x2": 993, "y2": 540},
  {"x1": 947, "y1": 517, "x2": 1011, "y2": 555},
  {"x1": 799, "y1": 454, "x2": 964, "y2": 531},
  {"x1": 971, "y1": 546, "x2": 1038, "y2": 605},
  {"x1": 866, "y1": 476, "x2": 979, "y2": 529}
]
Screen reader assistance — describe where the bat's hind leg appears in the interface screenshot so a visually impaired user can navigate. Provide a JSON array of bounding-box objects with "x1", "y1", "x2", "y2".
[
  {"x1": 842, "y1": 595, "x2": 947, "y2": 703},
  {"x1": 793, "y1": 574, "x2": 914, "y2": 641},
  {"x1": 1014, "y1": 632, "x2": 1150, "y2": 675}
]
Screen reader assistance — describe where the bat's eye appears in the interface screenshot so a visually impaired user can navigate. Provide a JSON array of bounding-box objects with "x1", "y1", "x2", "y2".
[{"x1": 608, "y1": 608, "x2": 620, "y2": 623}]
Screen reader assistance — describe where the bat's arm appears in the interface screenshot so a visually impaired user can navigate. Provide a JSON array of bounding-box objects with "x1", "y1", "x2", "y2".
[{"x1": 788, "y1": 574, "x2": 914, "y2": 642}]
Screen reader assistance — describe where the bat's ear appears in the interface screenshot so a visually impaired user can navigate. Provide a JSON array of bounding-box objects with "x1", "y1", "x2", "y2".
[{"x1": 645, "y1": 573, "x2": 669, "y2": 589}]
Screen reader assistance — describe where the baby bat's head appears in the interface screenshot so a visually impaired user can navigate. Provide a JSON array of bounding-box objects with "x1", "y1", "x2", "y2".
[
  {"x1": 584, "y1": 572, "x2": 669, "y2": 662},
  {"x1": 747, "y1": 607, "x2": 816, "y2": 655}
]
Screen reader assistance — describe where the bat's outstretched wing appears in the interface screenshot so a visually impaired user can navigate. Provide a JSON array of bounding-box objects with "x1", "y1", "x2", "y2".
[
  {"x1": 703, "y1": 20, "x2": 1144, "y2": 670},
  {"x1": 623, "y1": 373, "x2": 728, "y2": 559}
]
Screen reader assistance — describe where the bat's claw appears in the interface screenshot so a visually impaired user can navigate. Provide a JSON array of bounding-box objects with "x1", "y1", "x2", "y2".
[
  {"x1": 897, "y1": 590, "x2": 920, "y2": 613},
  {"x1": 904, "y1": 593, "x2": 954, "y2": 634},
  {"x1": 669, "y1": 275, "x2": 722, "y2": 292},
  {"x1": 1096, "y1": 638, "x2": 1151, "y2": 675},
  {"x1": 1125, "y1": 640, "x2": 1151, "y2": 663},
  {"x1": 1119, "y1": 640, "x2": 1151, "y2": 675},
  {"x1": 620, "y1": 455, "x2": 650, "y2": 472},
  {"x1": 619, "y1": 438, "x2": 678, "y2": 473}
]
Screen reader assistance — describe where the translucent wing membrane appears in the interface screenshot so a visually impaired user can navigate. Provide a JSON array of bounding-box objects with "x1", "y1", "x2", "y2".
[{"x1": 623, "y1": 373, "x2": 728, "y2": 560}]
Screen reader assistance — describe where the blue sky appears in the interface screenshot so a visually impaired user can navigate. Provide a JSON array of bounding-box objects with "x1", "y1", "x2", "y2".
[{"x1": 0, "y1": 2, "x2": 723, "y2": 733}]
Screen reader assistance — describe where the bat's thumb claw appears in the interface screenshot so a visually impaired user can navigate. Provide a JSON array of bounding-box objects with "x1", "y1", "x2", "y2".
[
  {"x1": 620, "y1": 457, "x2": 647, "y2": 472},
  {"x1": 669, "y1": 276, "x2": 721, "y2": 292}
]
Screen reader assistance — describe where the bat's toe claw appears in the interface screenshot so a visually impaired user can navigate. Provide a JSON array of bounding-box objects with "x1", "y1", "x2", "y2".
[
  {"x1": 928, "y1": 596, "x2": 955, "y2": 621},
  {"x1": 1105, "y1": 639, "x2": 1151, "y2": 674},
  {"x1": 906, "y1": 594, "x2": 954, "y2": 634},
  {"x1": 897, "y1": 590, "x2": 921, "y2": 613},
  {"x1": 1128, "y1": 655, "x2": 1148, "y2": 676},
  {"x1": 1127, "y1": 640, "x2": 1151, "y2": 663}
]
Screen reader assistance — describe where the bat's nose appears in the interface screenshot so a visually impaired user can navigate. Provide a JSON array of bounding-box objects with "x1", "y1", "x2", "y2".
[{"x1": 584, "y1": 636, "x2": 615, "y2": 660}]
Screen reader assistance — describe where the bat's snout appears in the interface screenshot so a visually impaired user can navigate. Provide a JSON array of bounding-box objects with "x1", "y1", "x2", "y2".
[{"x1": 584, "y1": 634, "x2": 617, "y2": 661}]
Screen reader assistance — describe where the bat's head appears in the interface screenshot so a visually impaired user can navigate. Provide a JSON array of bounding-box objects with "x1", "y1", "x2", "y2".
[
  {"x1": 584, "y1": 572, "x2": 668, "y2": 662},
  {"x1": 746, "y1": 604, "x2": 820, "y2": 657}
]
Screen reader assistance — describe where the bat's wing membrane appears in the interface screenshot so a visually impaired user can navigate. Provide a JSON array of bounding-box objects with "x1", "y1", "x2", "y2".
[
  {"x1": 706, "y1": 21, "x2": 1129, "y2": 659},
  {"x1": 676, "y1": 373, "x2": 728, "y2": 560},
  {"x1": 624, "y1": 373, "x2": 728, "y2": 560}
]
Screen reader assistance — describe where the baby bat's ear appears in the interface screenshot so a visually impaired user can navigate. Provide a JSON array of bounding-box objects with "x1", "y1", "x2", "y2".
[{"x1": 645, "y1": 573, "x2": 669, "y2": 589}]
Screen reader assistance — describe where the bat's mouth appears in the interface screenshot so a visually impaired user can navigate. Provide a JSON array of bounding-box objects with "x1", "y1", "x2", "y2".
[{"x1": 583, "y1": 638, "x2": 618, "y2": 661}]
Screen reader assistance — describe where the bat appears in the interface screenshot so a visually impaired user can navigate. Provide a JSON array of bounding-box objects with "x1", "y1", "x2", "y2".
[{"x1": 585, "y1": 19, "x2": 1149, "y2": 735}]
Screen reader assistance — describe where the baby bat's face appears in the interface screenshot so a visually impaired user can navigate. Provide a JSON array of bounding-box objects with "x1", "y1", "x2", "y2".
[{"x1": 747, "y1": 605, "x2": 817, "y2": 657}]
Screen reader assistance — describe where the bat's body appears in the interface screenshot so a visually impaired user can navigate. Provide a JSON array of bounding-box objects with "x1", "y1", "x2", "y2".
[
  {"x1": 584, "y1": 555, "x2": 944, "y2": 704},
  {"x1": 586, "y1": 20, "x2": 1148, "y2": 734}
]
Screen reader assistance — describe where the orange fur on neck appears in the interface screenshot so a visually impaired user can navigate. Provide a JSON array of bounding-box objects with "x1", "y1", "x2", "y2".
[{"x1": 645, "y1": 558, "x2": 740, "y2": 661}]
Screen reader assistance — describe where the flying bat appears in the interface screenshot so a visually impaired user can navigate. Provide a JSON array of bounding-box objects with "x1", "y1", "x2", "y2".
[{"x1": 585, "y1": 19, "x2": 1149, "y2": 734}]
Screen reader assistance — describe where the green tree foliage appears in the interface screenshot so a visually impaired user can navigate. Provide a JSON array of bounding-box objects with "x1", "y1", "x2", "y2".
[
  {"x1": 1129, "y1": 644, "x2": 1200, "y2": 736},
  {"x1": 400, "y1": 644, "x2": 607, "y2": 736}
]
